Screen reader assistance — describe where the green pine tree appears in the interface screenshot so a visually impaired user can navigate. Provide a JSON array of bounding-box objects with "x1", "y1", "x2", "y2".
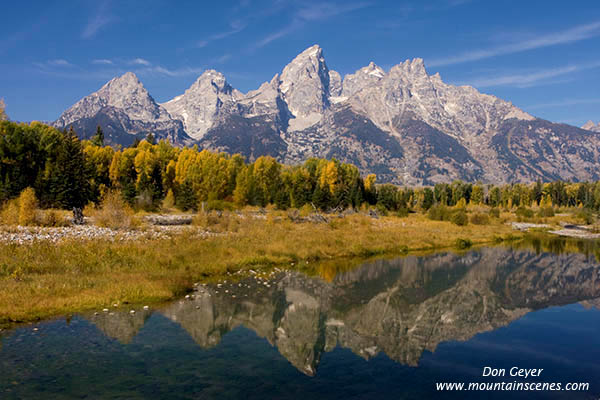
[
  {"x1": 47, "y1": 127, "x2": 91, "y2": 208},
  {"x1": 145, "y1": 132, "x2": 156, "y2": 145},
  {"x1": 312, "y1": 183, "x2": 331, "y2": 211},
  {"x1": 91, "y1": 125, "x2": 104, "y2": 146},
  {"x1": 176, "y1": 180, "x2": 197, "y2": 211}
]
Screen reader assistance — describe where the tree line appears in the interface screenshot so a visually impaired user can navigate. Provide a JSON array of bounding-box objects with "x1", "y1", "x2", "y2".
[{"x1": 1, "y1": 120, "x2": 600, "y2": 213}]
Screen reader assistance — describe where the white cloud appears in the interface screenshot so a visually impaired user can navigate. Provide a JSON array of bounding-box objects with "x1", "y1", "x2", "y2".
[
  {"x1": 82, "y1": 1, "x2": 115, "y2": 39},
  {"x1": 296, "y1": 2, "x2": 371, "y2": 20},
  {"x1": 430, "y1": 20, "x2": 600, "y2": 67},
  {"x1": 47, "y1": 59, "x2": 72, "y2": 67},
  {"x1": 462, "y1": 60, "x2": 600, "y2": 88},
  {"x1": 466, "y1": 66, "x2": 577, "y2": 88},
  {"x1": 92, "y1": 59, "x2": 114, "y2": 65},
  {"x1": 253, "y1": 20, "x2": 303, "y2": 49},
  {"x1": 526, "y1": 98, "x2": 600, "y2": 110},
  {"x1": 130, "y1": 58, "x2": 151, "y2": 66},
  {"x1": 139, "y1": 65, "x2": 205, "y2": 77},
  {"x1": 195, "y1": 20, "x2": 247, "y2": 48},
  {"x1": 216, "y1": 54, "x2": 232, "y2": 64},
  {"x1": 425, "y1": 0, "x2": 472, "y2": 10},
  {"x1": 252, "y1": 1, "x2": 371, "y2": 50}
]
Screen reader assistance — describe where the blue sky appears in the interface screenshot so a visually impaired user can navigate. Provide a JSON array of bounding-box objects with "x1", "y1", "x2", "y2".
[{"x1": 1, "y1": 0, "x2": 599, "y2": 126}]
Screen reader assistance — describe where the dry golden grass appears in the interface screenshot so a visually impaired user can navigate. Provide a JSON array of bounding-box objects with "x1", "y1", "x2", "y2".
[
  {"x1": 192, "y1": 211, "x2": 242, "y2": 233},
  {"x1": 0, "y1": 212, "x2": 522, "y2": 327}
]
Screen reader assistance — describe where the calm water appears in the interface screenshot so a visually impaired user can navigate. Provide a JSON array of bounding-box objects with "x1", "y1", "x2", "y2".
[{"x1": 1, "y1": 242, "x2": 600, "y2": 399}]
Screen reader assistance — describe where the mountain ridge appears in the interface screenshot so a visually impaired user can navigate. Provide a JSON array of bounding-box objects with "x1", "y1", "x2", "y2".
[{"x1": 54, "y1": 44, "x2": 600, "y2": 185}]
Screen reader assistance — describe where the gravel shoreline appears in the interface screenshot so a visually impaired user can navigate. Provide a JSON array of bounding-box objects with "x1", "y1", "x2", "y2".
[
  {"x1": 511, "y1": 221, "x2": 600, "y2": 239},
  {"x1": 0, "y1": 225, "x2": 209, "y2": 245}
]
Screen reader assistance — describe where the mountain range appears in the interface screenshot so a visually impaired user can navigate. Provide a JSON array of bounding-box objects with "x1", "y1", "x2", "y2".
[{"x1": 53, "y1": 44, "x2": 600, "y2": 185}]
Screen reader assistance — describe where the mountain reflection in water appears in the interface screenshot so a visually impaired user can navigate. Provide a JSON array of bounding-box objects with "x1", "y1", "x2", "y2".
[{"x1": 83, "y1": 245, "x2": 600, "y2": 376}]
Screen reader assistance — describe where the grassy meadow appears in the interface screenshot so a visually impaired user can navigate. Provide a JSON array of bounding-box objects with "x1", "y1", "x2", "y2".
[{"x1": 0, "y1": 208, "x2": 529, "y2": 328}]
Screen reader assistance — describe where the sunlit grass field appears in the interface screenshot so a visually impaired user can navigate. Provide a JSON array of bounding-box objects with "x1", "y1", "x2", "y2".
[{"x1": 0, "y1": 212, "x2": 523, "y2": 327}]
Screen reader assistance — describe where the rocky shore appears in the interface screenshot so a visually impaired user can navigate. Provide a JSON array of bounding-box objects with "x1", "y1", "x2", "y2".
[
  {"x1": 511, "y1": 221, "x2": 600, "y2": 239},
  {"x1": 0, "y1": 224, "x2": 208, "y2": 245}
]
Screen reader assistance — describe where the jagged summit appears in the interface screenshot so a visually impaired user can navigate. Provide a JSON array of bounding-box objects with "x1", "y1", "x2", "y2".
[
  {"x1": 279, "y1": 44, "x2": 331, "y2": 123},
  {"x1": 364, "y1": 62, "x2": 386, "y2": 77},
  {"x1": 161, "y1": 69, "x2": 241, "y2": 140},
  {"x1": 342, "y1": 62, "x2": 386, "y2": 97},
  {"x1": 399, "y1": 58, "x2": 426, "y2": 73},
  {"x1": 186, "y1": 70, "x2": 240, "y2": 95},
  {"x1": 101, "y1": 71, "x2": 142, "y2": 89},
  {"x1": 294, "y1": 44, "x2": 323, "y2": 59},
  {"x1": 113, "y1": 71, "x2": 139, "y2": 83}
]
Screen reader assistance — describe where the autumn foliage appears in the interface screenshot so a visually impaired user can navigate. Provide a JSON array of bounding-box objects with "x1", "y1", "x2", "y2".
[{"x1": 2, "y1": 120, "x2": 600, "y2": 215}]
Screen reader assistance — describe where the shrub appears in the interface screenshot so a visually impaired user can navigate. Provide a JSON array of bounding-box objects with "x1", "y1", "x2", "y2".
[
  {"x1": 201, "y1": 199, "x2": 236, "y2": 212},
  {"x1": 454, "y1": 238, "x2": 473, "y2": 249},
  {"x1": 395, "y1": 207, "x2": 409, "y2": 218},
  {"x1": 455, "y1": 198, "x2": 467, "y2": 209},
  {"x1": 489, "y1": 208, "x2": 500, "y2": 218},
  {"x1": 450, "y1": 210, "x2": 468, "y2": 226},
  {"x1": 162, "y1": 189, "x2": 176, "y2": 210},
  {"x1": 299, "y1": 204, "x2": 314, "y2": 217},
  {"x1": 94, "y1": 191, "x2": 137, "y2": 229},
  {"x1": 375, "y1": 204, "x2": 388, "y2": 216},
  {"x1": 287, "y1": 208, "x2": 301, "y2": 222},
  {"x1": 515, "y1": 206, "x2": 534, "y2": 219},
  {"x1": 538, "y1": 206, "x2": 555, "y2": 218},
  {"x1": 427, "y1": 204, "x2": 451, "y2": 221},
  {"x1": 575, "y1": 208, "x2": 595, "y2": 225},
  {"x1": 0, "y1": 199, "x2": 20, "y2": 226},
  {"x1": 18, "y1": 187, "x2": 38, "y2": 226},
  {"x1": 38, "y1": 209, "x2": 69, "y2": 227},
  {"x1": 83, "y1": 202, "x2": 96, "y2": 217},
  {"x1": 470, "y1": 212, "x2": 490, "y2": 225},
  {"x1": 193, "y1": 211, "x2": 240, "y2": 233},
  {"x1": 135, "y1": 190, "x2": 155, "y2": 212}
]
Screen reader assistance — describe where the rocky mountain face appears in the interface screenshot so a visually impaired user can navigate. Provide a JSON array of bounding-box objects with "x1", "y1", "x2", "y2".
[
  {"x1": 54, "y1": 72, "x2": 190, "y2": 146},
  {"x1": 54, "y1": 46, "x2": 600, "y2": 184},
  {"x1": 582, "y1": 120, "x2": 600, "y2": 133},
  {"x1": 83, "y1": 246, "x2": 600, "y2": 375},
  {"x1": 161, "y1": 70, "x2": 243, "y2": 141}
]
